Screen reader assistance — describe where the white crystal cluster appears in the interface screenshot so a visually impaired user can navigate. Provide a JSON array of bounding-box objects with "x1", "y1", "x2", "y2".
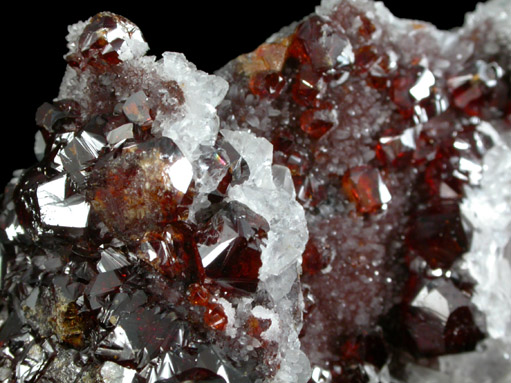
[{"x1": 221, "y1": 129, "x2": 310, "y2": 383}]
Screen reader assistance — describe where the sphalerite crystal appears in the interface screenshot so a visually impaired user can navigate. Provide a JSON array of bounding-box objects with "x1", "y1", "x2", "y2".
[{"x1": 0, "y1": 1, "x2": 510, "y2": 383}]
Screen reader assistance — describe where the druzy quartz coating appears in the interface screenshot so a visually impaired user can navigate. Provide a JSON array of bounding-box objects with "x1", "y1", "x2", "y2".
[{"x1": 1, "y1": 1, "x2": 511, "y2": 383}]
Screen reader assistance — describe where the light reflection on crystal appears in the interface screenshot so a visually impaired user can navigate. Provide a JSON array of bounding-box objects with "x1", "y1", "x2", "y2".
[
  {"x1": 106, "y1": 123, "x2": 134, "y2": 146},
  {"x1": 164, "y1": 157, "x2": 194, "y2": 194},
  {"x1": 98, "y1": 248, "x2": 131, "y2": 272},
  {"x1": 196, "y1": 346, "x2": 250, "y2": 383},
  {"x1": 412, "y1": 286, "x2": 451, "y2": 322},
  {"x1": 457, "y1": 157, "x2": 483, "y2": 185},
  {"x1": 197, "y1": 201, "x2": 269, "y2": 292},
  {"x1": 342, "y1": 166, "x2": 392, "y2": 213},
  {"x1": 101, "y1": 361, "x2": 136, "y2": 383},
  {"x1": 123, "y1": 91, "x2": 153, "y2": 126},
  {"x1": 16, "y1": 343, "x2": 47, "y2": 383},
  {"x1": 310, "y1": 365, "x2": 332, "y2": 383},
  {"x1": 409, "y1": 68, "x2": 436, "y2": 101},
  {"x1": 36, "y1": 175, "x2": 90, "y2": 228},
  {"x1": 60, "y1": 130, "x2": 106, "y2": 185},
  {"x1": 439, "y1": 182, "x2": 459, "y2": 199},
  {"x1": 96, "y1": 325, "x2": 136, "y2": 362},
  {"x1": 378, "y1": 127, "x2": 417, "y2": 165}
]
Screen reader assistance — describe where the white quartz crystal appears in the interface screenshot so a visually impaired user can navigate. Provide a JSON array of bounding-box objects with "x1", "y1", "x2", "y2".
[{"x1": 159, "y1": 52, "x2": 229, "y2": 159}]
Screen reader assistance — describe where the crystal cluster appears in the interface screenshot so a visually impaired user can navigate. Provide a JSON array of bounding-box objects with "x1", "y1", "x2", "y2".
[
  {"x1": 217, "y1": 0, "x2": 510, "y2": 381},
  {"x1": 1, "y1": 1, "x2": 511, "y2": 383},
  {"x1": 0, "y1": 12, "x2": 308, "y2": 383}
]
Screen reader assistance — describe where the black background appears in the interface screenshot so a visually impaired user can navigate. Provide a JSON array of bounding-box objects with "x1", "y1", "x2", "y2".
[{"x1": 3, "y1": 0, "x2": 484, "y2": 188}]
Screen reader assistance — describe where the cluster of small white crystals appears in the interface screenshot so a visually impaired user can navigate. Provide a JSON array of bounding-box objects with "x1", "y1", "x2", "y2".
[
  {"x1": 56, "y1": 14, "x2": 310, "y2": 383},
  {"x1": 159, "y1": 52, "x2": 229, "y2": 159},
  {"x1": 221, "y1": 129, "x2": 311, "y2": 383}
]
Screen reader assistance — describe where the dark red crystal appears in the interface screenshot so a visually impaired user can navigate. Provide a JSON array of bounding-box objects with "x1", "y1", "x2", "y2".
[
  {"x1": 406, "y1": 202, "x2": 470, "y2": 269},
  {"x1": 300, "y1": 107, "x2": 334, "y2": 139},
  {"x1": 375, "y1": 127, "x2": 417, "y2": 167},
  {"x1": 448, "y1": 60, "x2": 506, "y2": 117},
  {"x1": 66, "y1": 12, "x2": 144, "y2": 72},
  {"x1": 302, "y1": 239, "x2": 325, "y2": 275},
  {"x1": 204, "y1": 304, "x2": 228, "y2": 331},
  {"x1": 444, "y1": 306, "x2": 485, "y2": 353},
  {"x1": 342, "y1": 166, "x2": 391, "y2": 213},
  {"x1": 197, "y1": 202, "x2": 269, "y2": 293},
  {"x1": 249, "y1": 71, "x2": 286, "y2": 98}
]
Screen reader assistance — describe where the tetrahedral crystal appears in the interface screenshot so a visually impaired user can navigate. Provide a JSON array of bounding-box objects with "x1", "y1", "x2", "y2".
[{"x1": 1, "y1": 1, "x2": 511, "y2": 383}]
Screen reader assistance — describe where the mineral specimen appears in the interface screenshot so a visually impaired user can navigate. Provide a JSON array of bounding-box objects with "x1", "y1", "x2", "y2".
[
  {"x1": 0, "y1": 11, "x2": 308, "y2": 383},
  {"x1": 216, "y1": 0, "x2": 511, "y2": 381},
  {"x1": 1, "y1": 1, "x2": 510, "y2": 383}
]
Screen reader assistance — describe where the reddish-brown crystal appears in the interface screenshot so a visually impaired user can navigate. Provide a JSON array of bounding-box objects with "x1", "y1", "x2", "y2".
[
  {"x1": 448, "y1": 60, "x2": 506, "y2": 118},
  {"x1": 204, "y1": 304, "x2": 228, "y2": 331},
  {"x1": 198, "y1": 202, "x2": 269, "y2": 292},
  {"x1": 66, "y1": 13, "x2": 137, "y2": 71},
  {"x1": 292, "y1": 65, "x2": 321, "y2": 107},
  {"x1": 302, "y1": 239, "x2": 325, "y2": 275},
  {"x1": 376, "y1": 126, "x2": 416, "y2": 165},
  {"x1": 342, "y1": 166, "x2": 391, "y2": 213},
  {"x1": 188, "y1": 283, "x2": 211, "y2": 306},
  {"x1": 249, "y1": 71, "x2": 286, "y2": 99},
  {"x1": 88, "y1": 138, "x2": 195, "y2": 241},
  {"x1": 138, "y1": 226, "x2": 204, "y2": 283},
  {"x1": 406, "y1": 202, "x2": 470, "y2": 269},
  {"x1": 300, "y1": 107, "x2": 334, "y2": 139},
  {"x1": 444, "y1": 306, "x2": 485, "y2": 353}
]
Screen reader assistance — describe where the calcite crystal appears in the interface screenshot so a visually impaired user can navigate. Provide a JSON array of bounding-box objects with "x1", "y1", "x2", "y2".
[{"x1": 1, "y1": 1, "x2": 510, "y2": 383}]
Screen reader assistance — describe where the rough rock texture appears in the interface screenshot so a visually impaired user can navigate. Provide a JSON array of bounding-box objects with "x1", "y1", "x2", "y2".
[{"x1": 0, "y1": 1, "x2": 510, "y2": 383}]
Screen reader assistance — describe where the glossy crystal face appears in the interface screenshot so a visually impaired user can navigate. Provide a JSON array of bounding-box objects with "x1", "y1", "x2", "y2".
[{"x1": 1, "y1": 1, "x2": 511, "y2": 383}]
